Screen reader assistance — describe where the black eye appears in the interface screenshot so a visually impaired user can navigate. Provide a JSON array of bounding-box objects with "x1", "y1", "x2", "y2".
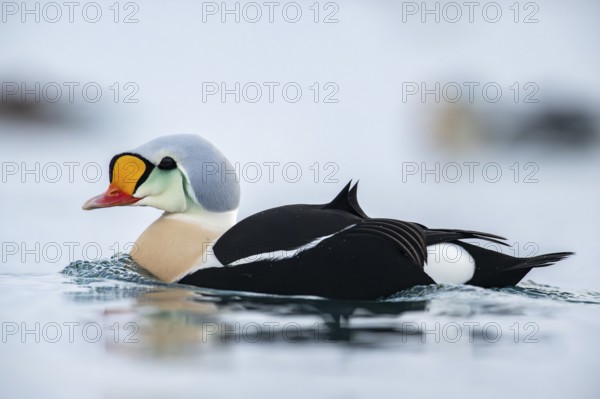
[{"x1": 157, "y1": 156, "x2": 177, "y2": 170}]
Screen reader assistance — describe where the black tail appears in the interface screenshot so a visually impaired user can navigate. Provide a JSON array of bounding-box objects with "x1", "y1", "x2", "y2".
[
  {"x1": 505, "y1": 252, "x2": 574, "y2": 271},
  {"x1": 455, "y1": 242, "x2": 574, "y2": 287}
]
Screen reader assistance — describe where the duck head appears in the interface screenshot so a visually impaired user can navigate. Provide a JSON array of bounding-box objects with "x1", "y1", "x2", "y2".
[
  {"x1": 83, "y1": 134, "x2": 240, "y2": 282},
  {"x1": 83, "y1": 134, "x2": 240, "y2": 214}
]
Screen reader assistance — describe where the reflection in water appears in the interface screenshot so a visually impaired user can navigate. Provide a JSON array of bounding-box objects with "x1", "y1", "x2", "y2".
[
  {"x1": 63, "y1": 279, "x2": 430, "y2": 353},
  {"x1": 60, "y1": 256, "x2": 600, "y2": 358}
]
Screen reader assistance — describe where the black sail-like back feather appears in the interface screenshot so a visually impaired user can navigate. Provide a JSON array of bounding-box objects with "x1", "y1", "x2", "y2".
[
  {"x1": 322, "y1": 180, "x2": 368, "y2": 218},
  {"x1": 348, "y1": 181, "x2": 368, "y2": 218}
]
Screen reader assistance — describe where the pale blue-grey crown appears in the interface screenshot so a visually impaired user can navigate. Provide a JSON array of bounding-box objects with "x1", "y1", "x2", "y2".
[{"x1": 131, "y1": 134, "x2": 240, "y2": 212}]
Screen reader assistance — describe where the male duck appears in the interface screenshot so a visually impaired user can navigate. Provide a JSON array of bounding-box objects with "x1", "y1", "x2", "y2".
[{"x1": 83, "y1": 134, "x2": 572, "y2": 300}]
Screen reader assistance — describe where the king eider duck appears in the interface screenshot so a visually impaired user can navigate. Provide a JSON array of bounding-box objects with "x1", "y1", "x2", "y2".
[{"x1": 83, "y1": 134, "x2": 573, "y2": 300}]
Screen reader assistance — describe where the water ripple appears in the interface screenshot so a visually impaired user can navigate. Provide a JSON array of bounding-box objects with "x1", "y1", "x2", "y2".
[{"x1": 61, "y1": 255, "x2": 600, "y2": 309}]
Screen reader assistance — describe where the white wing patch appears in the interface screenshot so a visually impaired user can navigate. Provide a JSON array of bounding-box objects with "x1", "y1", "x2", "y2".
[
  {"x1": 228, "y1": 225, "x2": 356, "y2": 267},
  {"x1": 424, "y1": 243, "x2": 475, "y2": 284}
]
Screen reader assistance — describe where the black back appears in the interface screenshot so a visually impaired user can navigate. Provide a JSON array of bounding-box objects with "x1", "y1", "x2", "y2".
[{"x1": 214, "y1": 182, "x2": 365, "y2": 265}]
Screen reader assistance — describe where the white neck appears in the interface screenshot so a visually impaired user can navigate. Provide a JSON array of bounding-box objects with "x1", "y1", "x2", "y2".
[
  {"x1": 162, "y1": 207, "x2": 238, "y2": 231},
  {"x1": 131, "y1": 208, "x2": 237, "y2": 282}
]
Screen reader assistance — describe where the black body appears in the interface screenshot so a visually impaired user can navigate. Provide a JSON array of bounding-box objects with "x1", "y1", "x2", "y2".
[{"x1": 179, "y1": 182, "x2": 572, "y2": 300}]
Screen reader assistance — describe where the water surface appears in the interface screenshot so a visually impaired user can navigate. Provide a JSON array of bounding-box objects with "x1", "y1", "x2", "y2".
[{"x1": 1, "y1": 255, "x2": 598, "y2": 398}]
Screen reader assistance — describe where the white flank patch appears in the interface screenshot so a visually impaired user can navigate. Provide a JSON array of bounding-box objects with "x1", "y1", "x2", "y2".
[{"x1": 424, "y1": 243, "x2": 475, "y2": 284}]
